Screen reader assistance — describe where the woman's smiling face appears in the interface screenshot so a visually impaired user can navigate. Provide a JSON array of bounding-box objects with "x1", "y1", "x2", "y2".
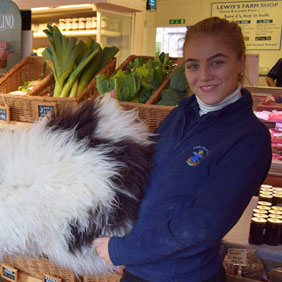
[{"x1": 184, "y1": 34, "x2": 245, "y2": 105}]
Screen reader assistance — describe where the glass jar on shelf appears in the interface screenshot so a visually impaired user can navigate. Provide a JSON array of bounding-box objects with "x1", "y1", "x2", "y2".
[
  {"x1": 72, "y1": 18, "x2": 79, "y2": 31},
  {"x1": 79, "y1": 18, "x2": 86, "y2": 30},
  {"x1": 58, "y1": 19, "x2": 66, "y2": 31},
  {"x1": 65, "y1": 18, "x2": 72, "y2": 31},
  {"x1": 86, "y1": 17, "x2": 92, "y2": 30},
  {"x1": 92, "y1": 17, "x2": 97, "y2": 30}
]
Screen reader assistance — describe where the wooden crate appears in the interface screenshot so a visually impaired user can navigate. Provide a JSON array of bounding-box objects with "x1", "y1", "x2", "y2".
[{"x1": 0, "y1": 56, "x2": 116, "y2": 123}]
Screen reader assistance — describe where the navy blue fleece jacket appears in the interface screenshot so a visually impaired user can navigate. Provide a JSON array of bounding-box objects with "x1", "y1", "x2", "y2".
[{"x1": 108, "y1": 89, "x2": 272, "y2": 282}]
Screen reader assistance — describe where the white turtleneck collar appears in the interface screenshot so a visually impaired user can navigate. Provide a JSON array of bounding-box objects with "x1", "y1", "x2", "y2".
[{"x1": 196, "y1": 83, "x2": 242, "y2": 116}]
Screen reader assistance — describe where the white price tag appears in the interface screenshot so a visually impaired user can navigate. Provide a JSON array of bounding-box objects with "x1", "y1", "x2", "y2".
[{"x1": 227, "y1": 248, "x2": 247, "y2": 266}]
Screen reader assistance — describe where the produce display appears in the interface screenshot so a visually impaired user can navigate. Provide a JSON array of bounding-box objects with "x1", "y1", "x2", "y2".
[
  {"x1": 42, "y1": 24, "x2": 119, "y2": 97},
  {"x1": 96, "y1": 53, "x2": 174, "y2": 103},
  {"x1": 157, "y1": 63, "x2": 189, "y2": 106},
  {"x1": 9, "y1": 80, "x2": 42, "y2": 95},
  {"x1": 9, "y1": 63, "x2": 47, "y2": 95}
]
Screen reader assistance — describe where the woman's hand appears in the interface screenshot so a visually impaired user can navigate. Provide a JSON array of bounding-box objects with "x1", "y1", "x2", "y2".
[{"x1": 93, "y1": 237, "x2": 113, "y2": 265}]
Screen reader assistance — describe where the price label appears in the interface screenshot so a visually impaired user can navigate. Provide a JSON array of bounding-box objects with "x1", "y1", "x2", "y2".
[
  {"x1": 35, "y1": 102, "x2": 56, "y2": 118},
  {"x1": 227, "y1": 248, "x2": 247, "y2": 266},
  {"x1": 0, "y1": 105, "x2": 10, "y2": 123},
  {"x1": 1, "y1": 264, "x2": 18, "y2": 282},
  {"x1": 42, "y1": 274, "x2": 62, "y2": 282}
]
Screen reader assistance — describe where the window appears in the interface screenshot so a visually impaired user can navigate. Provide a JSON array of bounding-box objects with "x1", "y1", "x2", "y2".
[{"x1": 156, "y1": 26, "x2": 187, "y2": 57}]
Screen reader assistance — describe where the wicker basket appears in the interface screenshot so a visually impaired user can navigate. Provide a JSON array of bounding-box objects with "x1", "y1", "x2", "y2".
[
  {"x1": 2, "y1": 255, "x2": 121, "y2": 282},
  {"x1": 119, "y1": 101, "x2": 174, "y2": 132},
  {"x1": 0, "y1": 56, "x2": 50, "y2": 92},
  {"x1": 0, "y1": 56, "x2": 116, "y2": 123}
]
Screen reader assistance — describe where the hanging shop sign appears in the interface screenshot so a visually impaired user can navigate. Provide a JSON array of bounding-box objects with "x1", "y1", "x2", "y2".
[
  {"x1": 211, "y1": 1, "x2": 282, "y2": 50},
  {"x1": 0, "y1": 0, "x2": 21, "y2": 75}
]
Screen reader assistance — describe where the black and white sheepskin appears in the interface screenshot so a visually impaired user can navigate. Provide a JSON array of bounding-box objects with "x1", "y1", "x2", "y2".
[{"x1": 0, "y1": 94, "x2": 154, "y2": 276}]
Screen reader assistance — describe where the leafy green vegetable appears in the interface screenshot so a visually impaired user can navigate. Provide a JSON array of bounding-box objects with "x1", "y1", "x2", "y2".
[
  {"x1": 42, "y1": 25, "x2": 119, "y2": 98},
  {"x1": 157, "y1": 64, "x2": 190, "y2": 106},
  {"x1": 96, "y1": 52, "x2": 173, "y2": 103}
]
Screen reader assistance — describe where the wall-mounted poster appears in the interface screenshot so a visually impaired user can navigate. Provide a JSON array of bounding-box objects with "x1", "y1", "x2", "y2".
[
  {"x1": 0, "y1": 0, "x2": 22, "y2": 76},
  {"x1": 211, "y1": 1, "x2": 282, "y2": 50}
]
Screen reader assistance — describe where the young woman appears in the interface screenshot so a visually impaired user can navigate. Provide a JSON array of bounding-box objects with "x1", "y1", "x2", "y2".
[{"x1": 94, "y1": 17, "x2": 272, "y2": 282}]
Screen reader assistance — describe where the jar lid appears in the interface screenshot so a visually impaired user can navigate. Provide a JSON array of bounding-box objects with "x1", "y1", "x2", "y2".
[
  {"x1": 260, "y1": 184, "x2": 273, "y2": 189},
  {"x1": 253, "y1": 213, "x2": 268, "y2": 219},
  {"x1": 272, "y1": 206, "x2": 282, "y2": 211},
  {"x1": 267, "y1": 218, "x2": 282, "y2": 224},
  {"x1": 273, "y1": 189, "x2": 282, "y2": 193},
  {"x1": 257, "y1": 201, "x2": 272, "y2": 206},
  {"x1": 251, "y1": 217, "x2": 267, "y2": 223},
  {"x1": 253, "y1": 208, "x2": 268, "y2": 214},
  {"x1": 269, "y1": 209, "x2": 282, "y2": 215},
  {"x1": 269, "y1": 214, "x2": 282, "y2": 219},
  {"x1": 256, "y1": 205, "x2": 271, "y2": 211},
  {"x1": 259, "y1": 194, "x2": 273, "y2": 198},
  {"x1": 260, "y1": 187, "x2": 273, "y2": 191}
]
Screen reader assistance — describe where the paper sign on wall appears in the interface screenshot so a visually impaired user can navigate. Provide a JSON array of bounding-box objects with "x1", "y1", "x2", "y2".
[{"x1": 211, "y1": 0, "x2": 282, "y2": 50}]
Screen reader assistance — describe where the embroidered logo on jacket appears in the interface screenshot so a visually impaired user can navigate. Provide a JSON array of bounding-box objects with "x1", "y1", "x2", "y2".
[{"x1": 186, "y1": 146, "x2": 209, "y2": 166}]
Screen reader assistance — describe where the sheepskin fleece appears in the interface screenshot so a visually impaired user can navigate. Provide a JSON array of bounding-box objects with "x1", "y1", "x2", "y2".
[{"x1": 0, "y1": 94, "x2": 154, "y2": 276}]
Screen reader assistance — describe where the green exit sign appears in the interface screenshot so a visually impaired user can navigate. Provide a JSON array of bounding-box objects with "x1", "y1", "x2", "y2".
[{"x1": 169, "y1": 19, "x2": 186, "y2": 25}]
